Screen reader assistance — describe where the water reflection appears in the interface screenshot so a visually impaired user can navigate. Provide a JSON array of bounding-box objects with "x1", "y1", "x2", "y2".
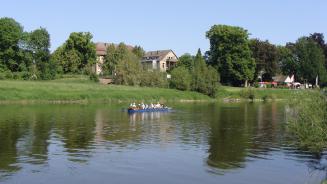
[{"x1": 0, "y1": 103, "x2": 325, "y2": 183}]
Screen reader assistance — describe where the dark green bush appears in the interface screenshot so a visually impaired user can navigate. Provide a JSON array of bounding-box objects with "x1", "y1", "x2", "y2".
[
  {"x1": 140, "y1": 71, "x2": 168, "y2": 88},
  {"x1": 288, "y1": 92, "x2": 327, "y2": 153},
  {"x1": 170, "y1": 67, "x2": 192, "y2": 91},
  {"x1": 89, "y1": 73, "x2": 99, "y2": 82},
  {"x1": 240, "y1": 88, "x2": 255, "y2": 100}
]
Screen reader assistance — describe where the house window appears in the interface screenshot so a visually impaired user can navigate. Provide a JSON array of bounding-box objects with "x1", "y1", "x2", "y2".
[{"x1": 162, "y1": 63, "x2": 165, "y2": 69}]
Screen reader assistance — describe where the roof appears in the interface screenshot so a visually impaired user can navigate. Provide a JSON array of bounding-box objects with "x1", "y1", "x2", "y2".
[
  {"x1": 272, "y1": 75, "x2": 289, "y2": 82},
  {"x1": 143, "y1": 50, "x2": 178, "y2": 61},
  {"x1": 95, "y1": 42, "x2": 134, "y2": 56}
]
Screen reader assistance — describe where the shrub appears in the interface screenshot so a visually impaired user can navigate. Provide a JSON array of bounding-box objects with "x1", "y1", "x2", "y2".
[
  {"x1": 140, "y1": 71, "x2": 168, "y2": 88},
  {"x1": 170, "y1": 67, "x2": 192, "y2": 91},
  {"x1": 240, "y1": 88, "x2": 255, "y2": 101},
  {"x1": 89, "y1": 73, "x2": 99, "y2": 82},
  {"x1": 4, "y1": 70, "x2": 13, "y2": 79},
  {"x1": 288, "y1": 92, "x2": 327, "y2": 153}
]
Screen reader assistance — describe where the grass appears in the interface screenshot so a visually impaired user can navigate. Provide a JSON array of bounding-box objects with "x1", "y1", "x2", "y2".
[
  {"x1": 216, "y1": 85, "x2": 312, "y2": 101},
  {"x1": 287, "y1": 91, "x2": 327, "y2": 153},
  {"x1": 0, "y1": 75, "x2": 316, "y2": 104},
  {"x1": 0, "y1": 76, "x2": 211, "y2": 103}
]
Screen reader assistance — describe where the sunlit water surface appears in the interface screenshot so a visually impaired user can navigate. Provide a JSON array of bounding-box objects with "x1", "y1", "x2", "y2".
[{"x1": 0, "y1": 102, "x2": 326, "y2": 184}]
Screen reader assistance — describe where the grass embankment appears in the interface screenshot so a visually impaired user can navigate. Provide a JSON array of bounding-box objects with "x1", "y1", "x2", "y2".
[
  {"x1": 287, "y1": 91, "x2": 327, "y2": 153},
  {"x1": 0, "y1": 77, "x2": 211, "y2": 104},
  {"x1": 216, "y1": 86, "x2": 311, "y2": 101}
]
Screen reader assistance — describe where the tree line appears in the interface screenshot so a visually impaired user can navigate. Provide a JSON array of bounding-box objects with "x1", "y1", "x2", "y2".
[
  {"x1": 1, "y1": 17, "x2": 327, "y2": 97},
  {"x1": 205, "y1": 25, "x2": 327, "y2": 87}
]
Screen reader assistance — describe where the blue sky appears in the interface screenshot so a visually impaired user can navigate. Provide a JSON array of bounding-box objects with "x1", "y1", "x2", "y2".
[{"x1": 1, "y1": 0, "x2": 326, "y2": 55}]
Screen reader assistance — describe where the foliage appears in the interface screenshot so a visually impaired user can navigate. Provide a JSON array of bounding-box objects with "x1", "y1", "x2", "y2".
[
  {"x1": 140, "y1": 71, "x2": 168, "y2": 88},
  {"x1": 294, "y1": 37, "x2": 327, "y2": 85},
  {"x1": 206, "y1": 25, "x2": 255, "y2": 86},
  {"x1": 114, "y1": 55, "x2": 142, "y2": 86},
  {"x1": 0, "y1": 17, "x2": 23, "y2": 72},
  {"x1": 249, "y1": 39, "x2": 278, "y2": 81},
  {"x1": 0, "y1": 78, "x2": 210, "y2": 102},
  {"x1": 309, "y1": 33, "x2": 327, "y2": 70},
  {"x1": 288, "y1": 92, "x2": 327, "y2": 153},
  {"x1": 132, "y1": 45, "x2": 145, "y2": 59},
  {"x1": 177, "y1": 54, "x2": 194, "y2": 71},
  {"x1": 191, "y1": 49, "x2": 219, "y2": 97},
  {"x1": 277, "y1": 45, "x2": 298, "y2": 76},
  {"x1": 51, "y1": 32, "x2": 96, "y2": 74},
  {"x1": 89, "y1": 73, "x2": 99, "y2": 82},
  {"x1": 170, "y1": 66, "x2": 192, "y2": 91}
]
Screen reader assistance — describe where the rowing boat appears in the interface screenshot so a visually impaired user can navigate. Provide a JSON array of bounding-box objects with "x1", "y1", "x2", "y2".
[{"x1": 127, "y1": 107, "x2": 171, "y2": 113}]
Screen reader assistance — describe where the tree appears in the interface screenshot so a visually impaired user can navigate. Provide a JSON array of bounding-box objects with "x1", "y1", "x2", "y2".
[
  {"x1": 0, "y1": 17, "x2": 23, "y2": 71},
  {"x1": 191, "y1": 49, "x2": 219, "y2": 97},
  {"x1": 277, "y1": 46, "x2": 298, "y2": 76},
  {"x1": 27, "y1": 28, "x2": 55, "y2": 79},
  {"x1": 103, "y1": 44, "x2": 117, "y2": 74},
  {"x1": 132, "y1": 45, "x2": 145, "y2": 59},
  {"x1": 206, "y1": 25, "x2": 255, "y2": 86},
  {"x1": 310, "y1": 33, "x2": 327, "y2": 70},
  {"x1": 51, "y1": 32, "x2": 96, "y2": 73},
  {"x1": 249, "y1": 39, "x2": 278, "y2": 81},
  {"x1": 294, "y1": 37, "x2": 327, "y2": 85},
  {"x1": 114, "y1": 54, "x2": 142, "y2": 86},
  {"x1": 177, "y1": 53, "x2": 194, "y2": 71},
  {"x1": 170, "y1": 66, "x2": 192, "y2": 91}
]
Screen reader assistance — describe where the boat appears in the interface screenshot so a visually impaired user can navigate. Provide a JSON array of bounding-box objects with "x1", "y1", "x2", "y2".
[{"x1": 127, "y1": 107, "x2": 171, "y2": 113}]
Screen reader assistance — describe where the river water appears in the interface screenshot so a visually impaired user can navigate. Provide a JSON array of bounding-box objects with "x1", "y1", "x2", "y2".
[{"x1": 0, "y1": 102, "x2": 326, "y2": 184}]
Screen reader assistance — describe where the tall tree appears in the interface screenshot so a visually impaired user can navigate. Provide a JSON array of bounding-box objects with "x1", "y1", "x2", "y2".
[
  {"x1": 177, "y1": 53, "x2": 194, "y2": 71},
  {"x1": 310, "y1": 33, "x2": 327, "y2": 70},
  {"x1": 52, "y1": 32, "x2": 96, "y2": 73},
  {"x1": 249, "y1": 39, "x2": 278, "y2": 81},
  {"x1": 0, "y1": 17, "x2": 23, "y2": 71},
  {"x1": 132, "y1": 45, "x2": 145, "y2": 59},
  {"x1": 206, "y1": 25, "x2": 255, "y2": 86},
  {"x1": 294, "y1": 37, "x2": 327, "y2": 85},
  {"x1": 277, "y1": 45, "x2": 298, "y2": 76},
  {"x1": 27, "y1": 28, "x2": 54, "y2": 79}
]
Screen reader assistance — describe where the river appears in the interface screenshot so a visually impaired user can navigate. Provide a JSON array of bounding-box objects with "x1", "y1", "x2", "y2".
[{"x1": 0, "y1": 102, "x2": 326, "y2": 184}]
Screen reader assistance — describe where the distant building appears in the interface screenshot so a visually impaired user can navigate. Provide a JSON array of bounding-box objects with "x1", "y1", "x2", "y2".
[
  {"x1": 141, "y1": 50, "x2": 178, "y2": 72},
  {"x1": 93, "y1": 42, "x2": 134, "y2": 75},
  {"x1": 272, "y1": 75, "x2": 294, "y2": 84}
]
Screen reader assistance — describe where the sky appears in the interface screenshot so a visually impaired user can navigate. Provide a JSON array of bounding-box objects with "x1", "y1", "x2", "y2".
[{"x1": 0, "y1": 0, "x2": 326, "y2": 56}]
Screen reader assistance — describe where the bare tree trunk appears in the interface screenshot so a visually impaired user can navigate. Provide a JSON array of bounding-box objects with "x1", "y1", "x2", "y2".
[{"x1": 244, "y1": 80, "x2": 248, "y2": 88}]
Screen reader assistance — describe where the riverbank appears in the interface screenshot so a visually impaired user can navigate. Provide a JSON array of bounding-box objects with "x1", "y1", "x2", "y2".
[
  {"x1": 0, "y1": 78, "x2": 211, "y2": 104},
  {"x1": 216, "y1": 86, "x2": 313, "y2": 101},
  {"x1": 0, "y1": 77, "x2": 316, "y2": 104}
]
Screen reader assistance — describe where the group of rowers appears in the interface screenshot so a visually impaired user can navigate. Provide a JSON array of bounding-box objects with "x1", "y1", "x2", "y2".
[{"x1": 129, "y1": 102, "x2": 166, "y2": 110}]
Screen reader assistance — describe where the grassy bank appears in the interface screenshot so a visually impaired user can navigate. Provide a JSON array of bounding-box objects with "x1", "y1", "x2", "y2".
[
  {"x1": 0, "y1": 77, "x2": 211, "y2": 104},
  {"x1": 0, "y1": 76, "x2": 317, "y2": 104},
  {"x1": 216, "y1": 86, "x2": 312, "y2": 101}
]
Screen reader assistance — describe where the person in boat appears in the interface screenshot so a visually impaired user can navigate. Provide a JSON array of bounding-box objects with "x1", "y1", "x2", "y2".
[{"x1": 141, "y1": 102, "x2": 145, "y2": 109}]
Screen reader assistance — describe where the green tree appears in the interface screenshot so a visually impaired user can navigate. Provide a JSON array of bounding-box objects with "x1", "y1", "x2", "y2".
[
  {"x1": 177, "y1": 53, "x2": 194, "y2": 71},
  {"x1": 294, "y1": 37, "x2": 327, "y2": 85},
  {"x1": 132, "y1": 45, "x2": 145, "y2": 59},
  {"x1": 310, "y1": 33, "x2": 327, "y2": 70},
  {"x1": 170, "y1": 66, "x2": 192, "y2": 91},
  {"x1": 191, "y1": 49, "x2": 219, "y2": 97},
  {"x1": 249, "y1": 39, "x2": 278, "y2": 81},
  {"x1": 27, "y1": 28, "x2": 55, "y2": 79},
  {"x1": 114, "y1": 54, "x2": 142, "y2": 86},
  {"x1": 52, "y1": 32, "x2": 96, "y2": 74},
  {"x1": 206, "y1": 25, "x2": 255, "y2": 87},
  {"x1": 0, "y1": 17, "x2": 23, "y2": 71},
  {"x1": 103, "y1": 43, "x2": 116, "y2": 74},
  {"x1": 277, "y1": 45, "x2": 298, "y2": 76}
]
